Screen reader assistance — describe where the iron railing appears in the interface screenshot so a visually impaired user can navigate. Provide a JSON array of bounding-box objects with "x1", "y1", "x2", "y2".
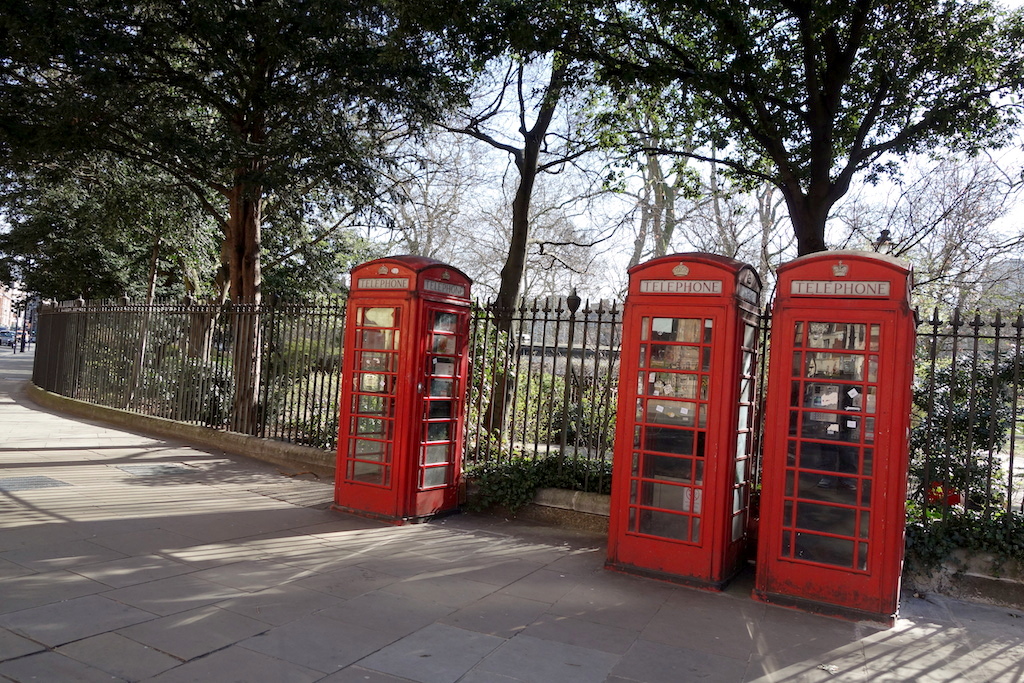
[
  {"x1": 33, "y1": 297, "x2": 347, "y2": 448},
  {"x1": 464, "y1": 296, "x2": 623, "y2": 494},
  {"x1": 30, "y1": 296, "x2": 1024, "y2": 516},
  {"x1": 911, "y1": 309, "x2": 1024, "y2": 519}
]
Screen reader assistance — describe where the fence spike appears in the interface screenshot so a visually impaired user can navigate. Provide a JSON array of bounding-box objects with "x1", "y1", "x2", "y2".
[
  {"x1": 970, "y1": 311, "x2": 984, "y2": 330},
  {"x1": 992, "y1": 309, "x2": 1005, "y2": 330}
]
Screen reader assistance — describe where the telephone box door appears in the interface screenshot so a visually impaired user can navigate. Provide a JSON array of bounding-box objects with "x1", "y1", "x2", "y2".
[
  {"x1": 411, "y1": 303, "x2": 470, "y2": 518},
  {"x1": 613, "y1": 309, "x2": 723, "y2": 578},
  {"x1": 754, "y1": 251, "x2": 914, "y2": 623},
  {"x1": 337, "y1": 302, "x2": 407, "y2": 510}
]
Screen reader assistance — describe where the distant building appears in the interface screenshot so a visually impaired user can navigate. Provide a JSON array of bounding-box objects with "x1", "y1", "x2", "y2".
[
  {"x1": 0, "y1": 285, "x2": 30, "y2": 328},
  {"x1": 0, "y1": 285, "x2": 15, "y2": 327}
]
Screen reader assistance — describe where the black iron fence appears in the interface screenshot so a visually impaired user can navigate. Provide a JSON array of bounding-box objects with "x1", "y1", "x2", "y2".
[
  {"x1": 29, "y1": 296, "x2": 1024, "y2": 516},
  {"x1": 464, "y1": 296, "x2": 623, "y2": 495},
  {"x1": 911, "y1": 309, "x2": 1024, "y2": 519},
  {"x1": 33, "y1": 297, "x2": 347, "y2": 448}
]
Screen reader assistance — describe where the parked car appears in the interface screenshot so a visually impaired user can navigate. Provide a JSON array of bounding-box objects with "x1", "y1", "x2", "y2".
[{"x1": 0, "y1": 331, "x2": 15, "y2": 347}]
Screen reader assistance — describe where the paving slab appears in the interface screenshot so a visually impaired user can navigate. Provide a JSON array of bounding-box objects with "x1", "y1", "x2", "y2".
[
  {"x1": 0, "y1": 594, "x2": 155, "y2": 647},
  {"x1": 318, "y1": 590, "x2": 455, "y2": 639},
  {"x1": 147, "y1": 645, "x2": 324, "y2": 683},
  {"x1": 472, "y1": 632, "x2": 620, "y2": 683},
  {"x1": 0, "y1": 650, "x2": 127, "y2": 682},
  {"x1": 116, "y1": 604, "x2": 270, "y2": 660},
  {"x1": 355, "y1": 623, "x2": 504, "y2": 683},
  {"x1": 438, "y1": 592, "x2": 551, "y2": 638},
  {"x1": 56, "y1": 633, "x2": 181, "y2": 680},
  {"x1": 610, "y1": 638, "x2": 750, "y2": 683},
  {"x1": 0, "y1": 627, "x2": 45, "y2": 662},
  {"x1": 215, "y1": 583, "x2": 347, "y2": 626},
  {"x1": 69, "y1": 553, "x2": 196, "y2": 589},
  {"x1": 103, "y1": 572, "x2": 249, "y2": 616},
  {"x1": 239, "y1": 614, "x2": 397, "y2": 673}
]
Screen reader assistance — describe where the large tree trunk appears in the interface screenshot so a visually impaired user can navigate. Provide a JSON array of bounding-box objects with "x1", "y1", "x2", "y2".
[
  {"x1": 493, "y1": 150, "x2": 538, "y2": 332},
  {"x1": 783, "y1": 186, "x2": 831, "y2": 256},
  {"x1": 484, "y1": 61, "x2": 567, "y2": 435},
  {"x1": 226, "y1": 175, "x2": 264, "y2": 434},
  {"x1": 485, "y1": 141, "x2": 538, "y2": 433}
]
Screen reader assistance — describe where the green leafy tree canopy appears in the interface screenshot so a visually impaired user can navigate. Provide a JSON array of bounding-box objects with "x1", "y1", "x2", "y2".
[{"x1": 574, "y1": 0, "x2": 1024, "y2": 255}]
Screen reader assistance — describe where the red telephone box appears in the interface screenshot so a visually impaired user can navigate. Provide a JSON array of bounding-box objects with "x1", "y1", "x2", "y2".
[
  {"x1": 334, "y1": 256, "x2": 472, "y2": 523},
  {"x1": 607, "y1": 254, "x2": 762, "y2": 589},
  {"x1": 753, "y1": 251, "x2": 914, "y2": 624}
]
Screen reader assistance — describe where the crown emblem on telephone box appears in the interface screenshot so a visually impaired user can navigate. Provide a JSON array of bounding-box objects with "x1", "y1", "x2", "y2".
[{"x1": 832, "y1": 261, "x2": 849, "y2": 277}]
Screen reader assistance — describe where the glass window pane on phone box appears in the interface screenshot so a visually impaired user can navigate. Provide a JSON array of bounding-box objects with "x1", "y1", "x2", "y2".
[
  {"x1": 743, "y1": 324, "x2": 758, "y2": 348},
  {"x1": 805, "y1": 352, "x2": 864, "y2": 381},
  {"x1": 350, "y1": 461, "x2": 387, "y2": 485},
  {"x1": 354, "y1": 417, "x2": 389, "y2": 438},
  {"x1": 424, "y1": 444, "x2": 450, "y2": 464},
  {"x1": 795, "y1": 471, "x2": 857, "y2": 504},
  {"x1": 423, "y1": 466, "x2": 448, "y2": 487},
  {"x1": 796, "y1": 500, "x2": 857, "y2": 537},
  {"x1": 647, "y1": 372, "x2": 698, "y2": 399},
  {"x1": 791, "y1": 532, "x2": 856, "y2": 569},
  {"x1": 433, "y1": 312, "x2": 458, "y2": 332},
  {"x1": 432, "y1": 357, "x2": 455, "y2": 376},
  {"x1": 428, "y1": 400, "x2": 452, "y2": 419},
  {"x1": 361, "y1": 351, "x2": 395, "y2": 372},
  {"x1": 650, "y1": 345, "x2": 700, "y2": 370},
  {"x1": 641, "y1": 481, "x2": 699, "y2": 513},
  {"x1": 361, "y1": 329, "x2": 398, "y2": 350},
  {"x1": 353, "y1": 439, "x2": 389, "y2": 462},
  {"x1": 362, "y1": 307, "x2": 397, "y2": 328},
  {"x1": 798, "y1": 441, "x2": 862, "y2": 475},
  {"x1": 430, "y1": 378, "x2": 454, "y2": 397},
  {"x1": 427, "y1": 422, "x2": 451, "y2": 441},
  {"x1": 651, "y1": 318, "x2": 704, "y2": 343},
  {"x1": 642, "y1": 453, "x2": 694, "y2": 482},
  {"x1": 641, "y1": 427, "x2": 694, "y2": 456},
  {"x1": 356, "y1": 395, "x2": 392, "y2": 416},
  {"x1": 806, "y1": 322, "x2": 866, "y2": 350},
  {"x1": 645, "y1": 399, "x2": 697, "y2": 427},
  {"x1": 432, "y1": 335, "x2": 455, "y2": 354},
  {"x1": 359, "y1": 373, "x2": 393, "y2": 394},
  {"x1": 639, "y1": 509, "x2": 695, "y2": 542}
]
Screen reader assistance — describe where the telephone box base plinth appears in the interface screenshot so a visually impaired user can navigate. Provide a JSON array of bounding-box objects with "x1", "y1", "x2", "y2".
[
  {"x1": 605, "y1": 561, "x2": 736, "y2": 592},
  {"x1": 331, "y1": 504, "x2": 460, "y2": 526},
  {"x1": 752, "y1": 589, "x2": 896, "y2": 628}
]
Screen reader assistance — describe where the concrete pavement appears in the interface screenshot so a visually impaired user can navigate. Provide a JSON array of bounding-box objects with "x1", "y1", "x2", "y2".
[{"x1": 1, "y1": 347, "x2": 1023, "y2": 682}]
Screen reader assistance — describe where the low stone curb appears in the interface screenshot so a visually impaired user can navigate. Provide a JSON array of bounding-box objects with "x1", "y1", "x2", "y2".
[{"x1": 904, "y1": 550, "x2": 1024, "y2": 611}]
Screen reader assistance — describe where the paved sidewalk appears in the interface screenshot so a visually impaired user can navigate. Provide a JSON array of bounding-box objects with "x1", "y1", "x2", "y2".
[{"x1": 1, "y1": 349, "x2": 1023, "y2": 682}]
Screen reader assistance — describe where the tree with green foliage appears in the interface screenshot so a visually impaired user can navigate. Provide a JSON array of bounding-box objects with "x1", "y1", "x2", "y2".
[
  {"x1": 0, "y1": 157, "x2": 219, "y2": 301},
  {"x1": 574, "y1": 0, "x2": 1024, "y2": 255},
  {"x1": 1, "y1": 0, "x2": 467, "y2": 431},
  {"x1": 1, "y1": 0, "x2": 465, "y2": 304}
]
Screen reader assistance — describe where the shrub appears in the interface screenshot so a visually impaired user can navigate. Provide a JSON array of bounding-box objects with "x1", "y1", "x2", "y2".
[
  {"x1": 464, "y1": 455, "x2": 612, "y2": 513},
  {"x1": 906, "y1": 507, "x2": 1024, "y2": 575}
]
